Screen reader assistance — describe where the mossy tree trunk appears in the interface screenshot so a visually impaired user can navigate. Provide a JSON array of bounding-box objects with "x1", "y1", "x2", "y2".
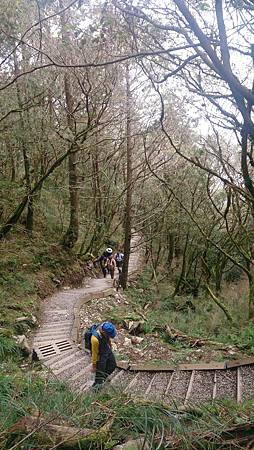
[
  {"x1": 173, "y1": 231, "x2": 189, "y2": 296},
  {"x1": 14, "y1": 50, "x2": 34, "y2": 234},
  {"x1": 122, "y1": 64, "x2": 132, "y2": 289},
  {"x1": 60, "y1": 0, "x2": 79, "y2": 249}
]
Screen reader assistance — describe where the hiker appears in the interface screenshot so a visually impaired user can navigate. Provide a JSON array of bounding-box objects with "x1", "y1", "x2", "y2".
[
  {"x1": 84, "y1": 322, "x2": 117, "y2": 389},
  {"x1": 94, "y1": 248, "x2": 111, "y2": 278},
  {"x1": 107, "y1": 254, "x2": 116, "y2": 279},
  {"x1": 97, "y1": 254, "x2": 108, "y2": 278},
  {"x1": 114, "y1": 250, "x2": 124, "y2": 273},
  {"x1": 104, "y1": 247, "x2": 113, "y2": 258}
]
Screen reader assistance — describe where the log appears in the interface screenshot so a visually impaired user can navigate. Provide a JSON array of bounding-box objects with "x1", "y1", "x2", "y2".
[
  {"x1": 166, "y1": 422, "x2": 254, "y2": 449},
  {"x1": 8, "y1": 415, "x2": 111, "y2": 449},
  {"x1": 164, "y1": 325, "x2": 237, "y2": 350}
]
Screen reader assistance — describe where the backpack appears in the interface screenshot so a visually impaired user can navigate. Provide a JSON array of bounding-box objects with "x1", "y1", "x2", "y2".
[
  {"x1": 83, "y1": 324, "x2": 100, "y2": 351},
  {"x1": 115, "y1": 252, "x2": 124, "y2": 263},
  {"x1": 101, "y1": 256, "x2": 108, "y2": 268}
]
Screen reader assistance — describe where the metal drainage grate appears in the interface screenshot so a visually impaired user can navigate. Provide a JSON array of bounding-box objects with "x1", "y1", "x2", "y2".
[{"x1": 35, "y1": 340, "x2": 73, "y2": 359}]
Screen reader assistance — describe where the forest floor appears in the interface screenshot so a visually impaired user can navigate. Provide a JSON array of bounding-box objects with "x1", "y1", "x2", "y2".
[{"x1": 79, "y1": 271, "x2": 254, "y2": 366}]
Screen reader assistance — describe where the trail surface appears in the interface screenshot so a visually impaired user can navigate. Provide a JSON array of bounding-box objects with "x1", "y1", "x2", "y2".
[{"x1": 33, "y1": 238, "x2": 254, "y2": 403}]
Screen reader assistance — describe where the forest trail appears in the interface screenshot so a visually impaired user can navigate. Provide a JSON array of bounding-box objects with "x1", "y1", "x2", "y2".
[
  {"x1": 32, "y1": 235, "x2": 140, "y2": 388},
  {"x1": 32, "y1": 238, "x2": 254, "y2": 404}
]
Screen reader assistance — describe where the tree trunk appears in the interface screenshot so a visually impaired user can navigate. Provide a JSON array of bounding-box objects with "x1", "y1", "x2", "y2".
[
  {"x1": 167, "y1": 231, "x2": 175, "y2": 268},
  {"x1": 8, "y1": 415, "x2": 112, "y2": 449},
  {"x1": 206, "y1": 284, "x2": 233, "y2": 322},
  {"x1": 91, "y1": 139, "x2": 102, "y2": 221},
  {"x1": 122, "y1": 64, "x2": 132, "y2": 289},
  {"x1": 60, "y1": 0, "x2": 79, "y2": 249},
  {"x1": 0, "y1": 148, "x2": 72, "y2": 240},
  {"x1": 215, "y1": 256, "x2": 227, "y2": 293},
  {"x1": 173, "y1": 231, "x2": 189, "y2": 296},
  {"x1": 248, "y1": 272, "x2": 254, "y2": 318},
  {"x1": 14, "y1": 51, "x2": 34, "y2": 233}
]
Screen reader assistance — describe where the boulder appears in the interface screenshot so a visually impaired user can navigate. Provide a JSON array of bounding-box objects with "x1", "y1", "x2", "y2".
[
  {"x1": 15, "y1": 335, "x2": 30, "y2": 356},
  {"x1": 131, "y1": 336, "x2": 144, "y2": 345},
  {"x1": 123, "y1": 338, "x2": 132, "y2": 346},
  {"x1": 14, "y1": 315, "x2": 37, "y2": 334},
  {"x1": 15, "y1": 315, "x2": 37, "y2": 326},
  {"x1": 124, "y1": 320, "x2": 145, "y2": 335}
]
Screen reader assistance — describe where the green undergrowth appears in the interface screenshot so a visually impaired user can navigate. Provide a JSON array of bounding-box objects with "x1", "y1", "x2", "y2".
[
  {"x1": 1, "y1": 367, "x2": 254, "y2": 449},
  {"x1": 0, "y1": 230, "x2": 85, "y2": 362},
  {"x1": 125, "y1": 269, "x2": 254, "y2": 357}
]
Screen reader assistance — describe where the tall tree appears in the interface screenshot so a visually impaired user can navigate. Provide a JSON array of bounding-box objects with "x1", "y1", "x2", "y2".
[{"x1": 121, "y1": 64, "x2": 133, "y2": 289}]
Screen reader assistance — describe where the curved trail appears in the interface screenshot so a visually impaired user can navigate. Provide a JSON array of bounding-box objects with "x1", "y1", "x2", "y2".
[
  {"x1": 33, "y1": 239, "x2": 254, "y2": 404},
  {"x1": 33, "y1": 236, "x2": 140, "y2": 392}
]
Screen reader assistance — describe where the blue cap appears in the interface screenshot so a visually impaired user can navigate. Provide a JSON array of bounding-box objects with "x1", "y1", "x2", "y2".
[{"x1": 101, "y1": 322, "x2": 117, "y2": 338}]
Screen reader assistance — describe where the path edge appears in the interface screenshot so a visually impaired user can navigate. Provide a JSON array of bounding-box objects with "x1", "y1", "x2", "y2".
[{"x1": 71, "y1": 287, "x2": 115, "y2": 343}]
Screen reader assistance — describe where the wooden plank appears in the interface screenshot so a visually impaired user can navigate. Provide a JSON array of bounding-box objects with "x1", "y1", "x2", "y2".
[
  {"x1": 110, "y1": 370, "x2": 126, "y2": 386},
  {"x1": 129, "y1": 361, "x2": 229, "y2": 372},
  {"x1": 69, "y1": 366, "x2": 91, "y2": 382},
  {"x1": 226, "y1": 357, "x2": 254, "y2": 369},
  {"x1": 50, "y1": 350, "x2": 80, "y2": 369},
  {"x1": 178, "y1": 362, "x2": 226, "y2": 371},
  {"x1": 38, "y1": 321, "x2": 72, "y2": 326},
  {"x1": 184, "y1": 370, "x2": 195, "y2": 405},
  {"x1": 53, "y1": 356, "x2": 87, "y2": 375},
  {"x1": 165, "y1": 372, "x2": 174, "y2": 396},
  {"x1": 129, "y1": 363, "x2": 175, "y2": 372},
  {"x1": 145, "y1": 374, "x2": 156, "y2": 395},
  {"x1": 116, "y1": 360, "x2": 130, "y2": 370},
  {"x1": 124, "y1": 373, "x2": 140, "y2": 393},
  {"x1": 237, "y1": 367, "x2": 242, "y2": 403},
  {"x1": 212, "y1": 372, "x2": 217, "y2": 400}
]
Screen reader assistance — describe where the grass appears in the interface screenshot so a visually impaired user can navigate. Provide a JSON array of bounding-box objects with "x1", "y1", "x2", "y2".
[
  {"x1": 0, "y1": 230, "x2": 84, "y2": 338},
  {"x1": 125, "y1": 268, "x2": 254, "y2": 356},
  {"x1": 1, "y1": 366, "x2": 254, "y2": 449}
]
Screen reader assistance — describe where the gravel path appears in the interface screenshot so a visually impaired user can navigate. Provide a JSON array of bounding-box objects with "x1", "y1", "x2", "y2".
[
  {"x1": 149, "y1": 373, "x2": 170, "y2": 401},
  {"x1": 167, "y1": 371, "x2": 191, "y2": 403},
  {"x1": 241, "y1": 365, "x2": 254, "y2": 401},
  {"x1": 189, "y1": 370, "x2": 214, "y2": 404},
  {"x1": 216, "y1": 369, "x2": 237, "y2": 400}
]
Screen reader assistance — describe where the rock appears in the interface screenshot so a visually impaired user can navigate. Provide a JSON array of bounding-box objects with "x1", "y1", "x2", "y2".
[
  {"x1": 15, "y1": 315, "x2": 37, "y2": 328},
  {"x1": 125, "y1": 320, "x2": 145, "y2": 335},
  {"x1": 131, "y1": 336, "x2": 144, "y2": 345},
  {"x1": 30, "y1": 315, "x2": 37, "y2": 325},
  {"x1": 16, "y1": 316, "x2": 28, "y2": 323},
  {"x1": 15, "y1": 335, "x2": 30, "y2": 356},
  {"x1": 31, "y1": 349, "x2": 39, "y2": 361},
  {"x1": 113, "y1": 437, "x2": 149, "y2": 449},
  {"x1": 123, "y1": 338, "x2": 132, "y2": 346}
]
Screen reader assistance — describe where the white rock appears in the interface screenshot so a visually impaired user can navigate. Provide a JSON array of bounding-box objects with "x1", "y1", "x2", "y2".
[
  {"x1": 15, "y1": 335, "x2": 30, "y2": 355},
  {"x1": 123, "y1": 338, "x2": 132, "y2": 346},
  {"x1": 131, "y1": 336, "x2": 144, "y2": 345}
]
